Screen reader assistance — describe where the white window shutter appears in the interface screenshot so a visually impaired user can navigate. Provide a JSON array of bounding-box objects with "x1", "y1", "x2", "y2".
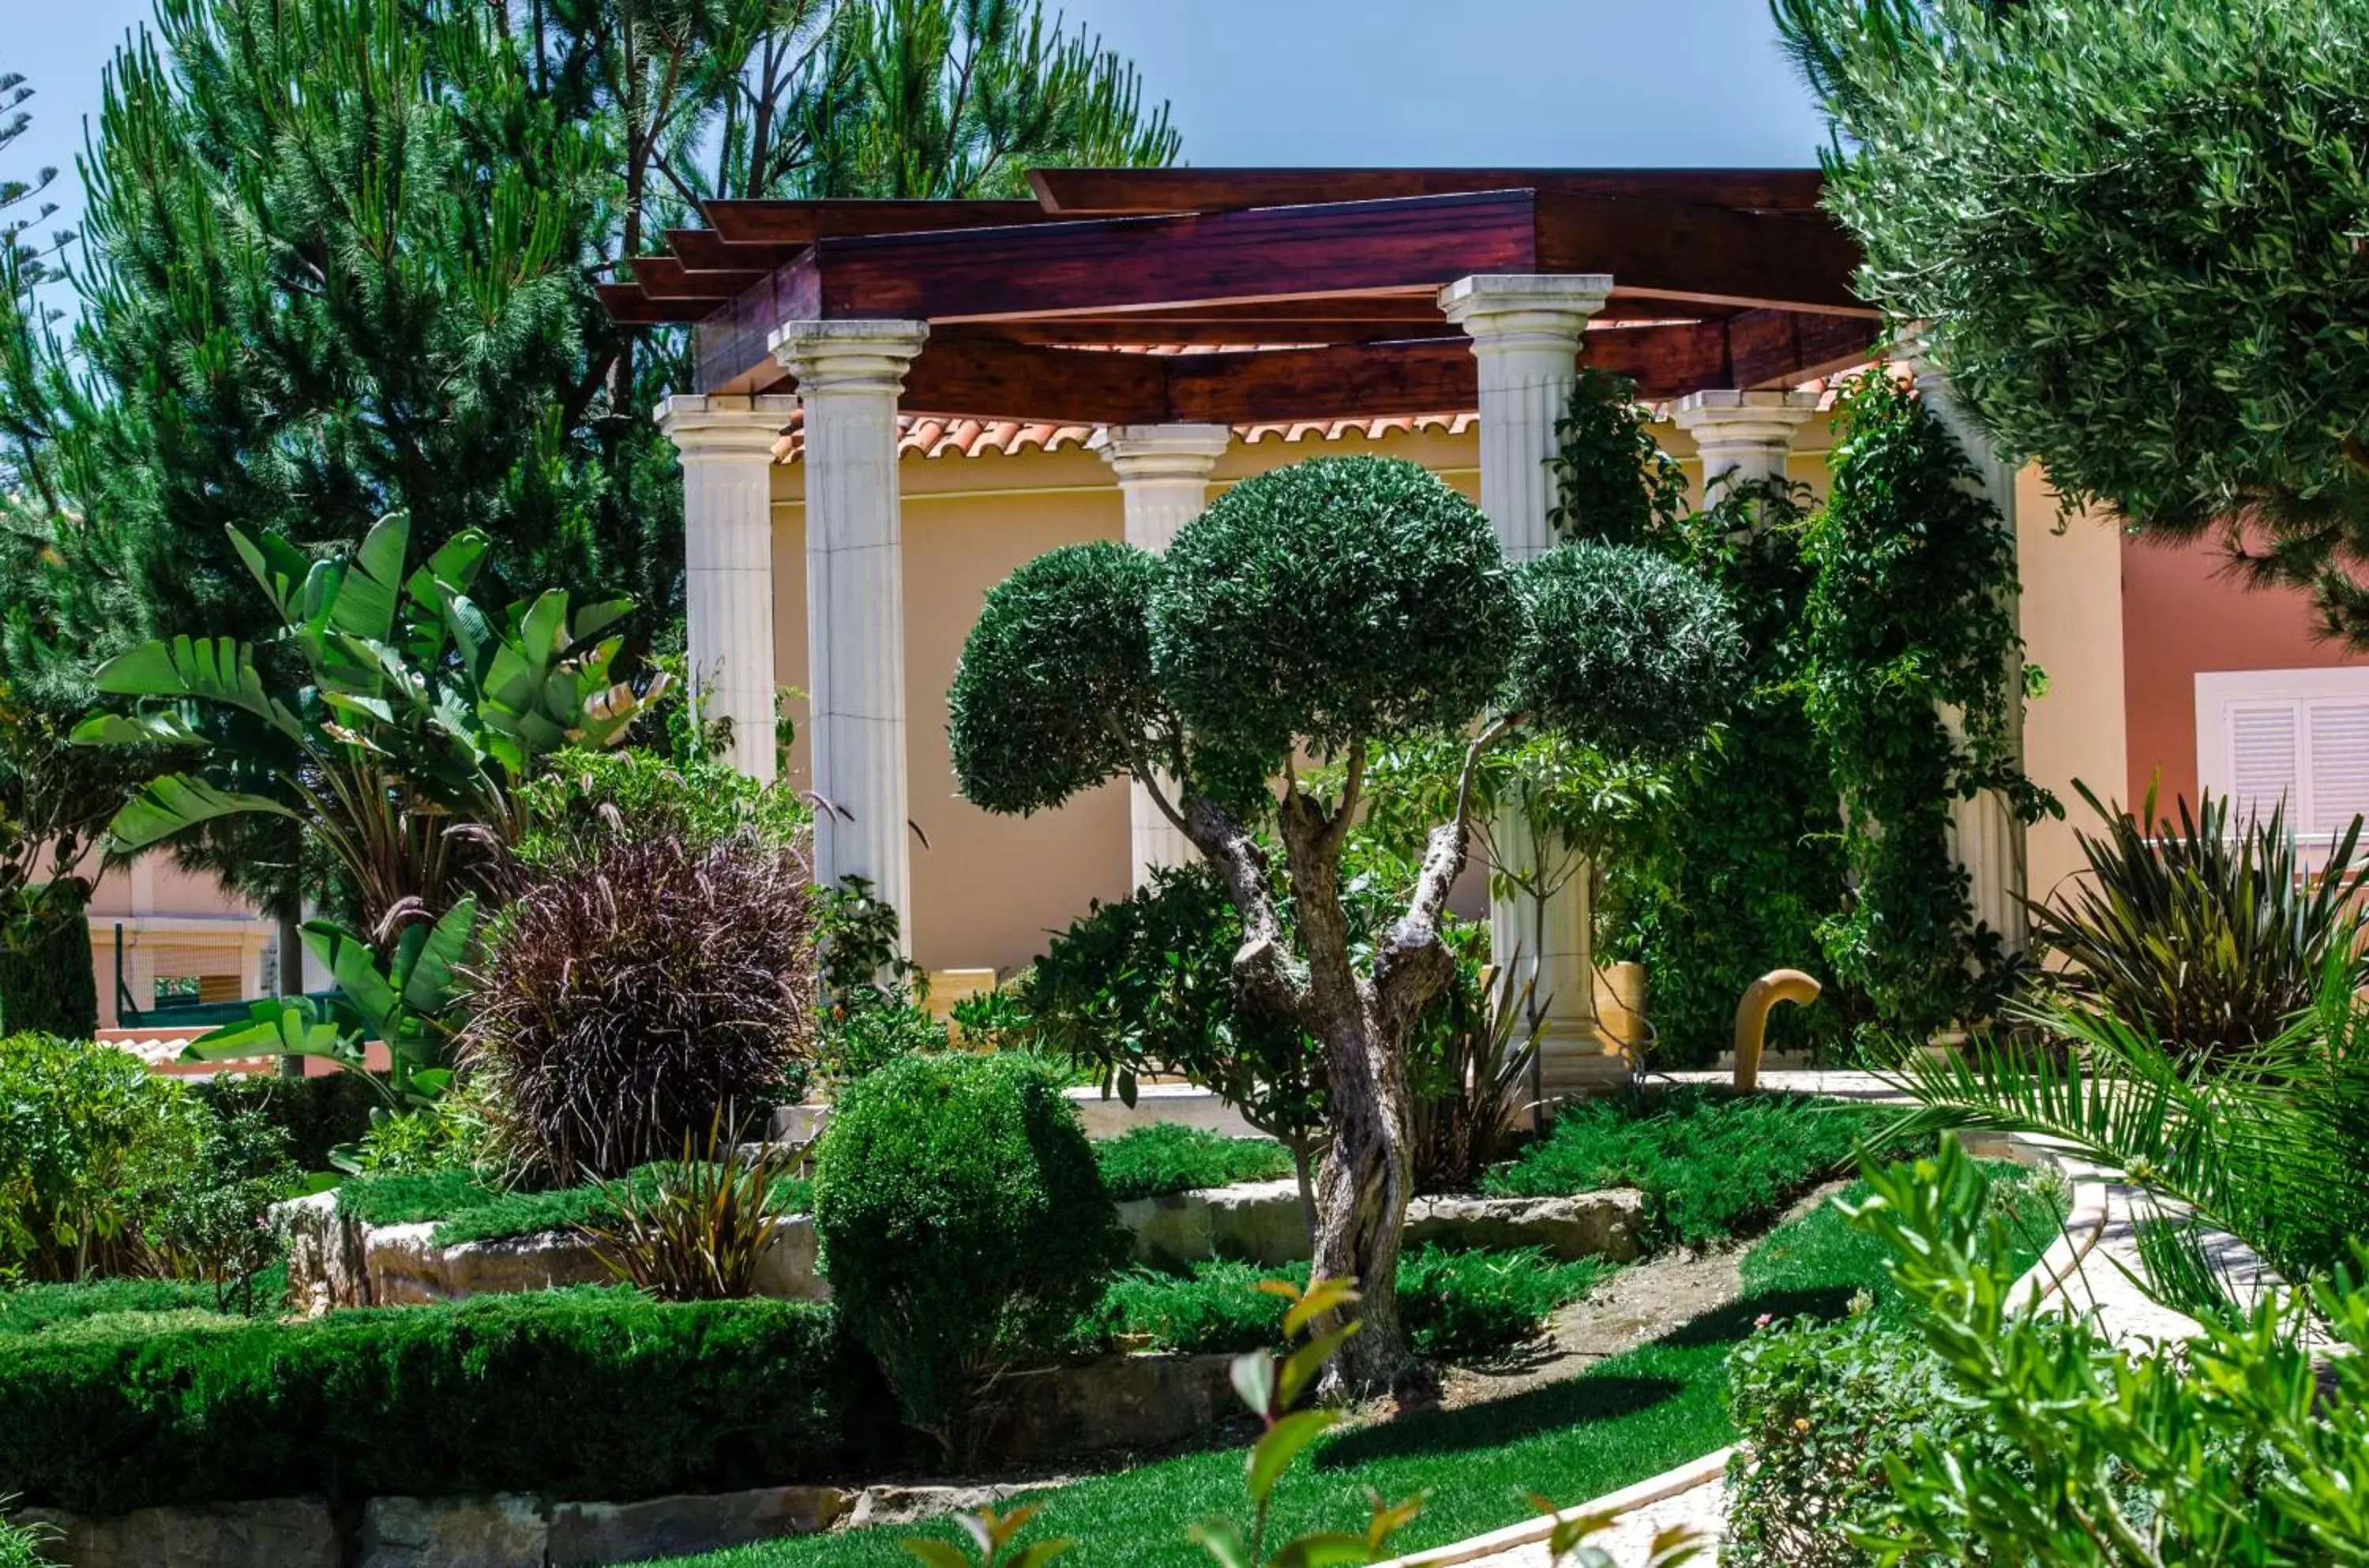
[
  {"x1": 2305, "y1": 700, "x2": 2369, "y2": 835},
  {"x1": 2226, "y1": 702, "x2": 2300, "y2": 829}
]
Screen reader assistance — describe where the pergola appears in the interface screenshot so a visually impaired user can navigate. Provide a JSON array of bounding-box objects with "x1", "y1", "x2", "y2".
[{"x1": 606, "y1": 167, "x2": 1913, "y2": 1090}]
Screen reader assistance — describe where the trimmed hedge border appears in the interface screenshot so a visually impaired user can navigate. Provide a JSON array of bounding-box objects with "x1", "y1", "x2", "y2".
[{"x1": 0, "y1": 1290, "x2": 903, "y2": 1515}]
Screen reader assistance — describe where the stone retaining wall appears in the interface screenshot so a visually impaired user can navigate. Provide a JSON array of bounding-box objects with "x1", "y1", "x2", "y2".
[
  {"x1": 288, "y1": 1180, "x2": 1646, "y2": 1311},
  {"x1": 280, "y1": 1191, "x2": 824, "y2": 1311}
]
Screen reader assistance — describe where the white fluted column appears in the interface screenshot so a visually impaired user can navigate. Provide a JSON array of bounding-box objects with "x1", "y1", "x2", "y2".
[
  {"x1": 1670, "y1": 389, "x2": 1823, "y2": 506},
  {"x1": 1101, "y1": 423, "x2": 1233, "y2": 888},
  {"x1": 1895, "y1": 328, "x2": 2029, "y2": 954},
  {"x1": 1441, "y1": 273, "x2": 1620, "y2": 1096},
  {"x1": 771, "y1": 321, "x2": 929, "y2": 940},
  {"x1": 658, "y1": 394, "x2": 796, "y2": 782}
]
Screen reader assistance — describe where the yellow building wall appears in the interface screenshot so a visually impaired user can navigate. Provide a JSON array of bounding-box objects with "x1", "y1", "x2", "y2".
[{"x1": 2011, "y1": 465, "x2": 2128, "y2": 909}]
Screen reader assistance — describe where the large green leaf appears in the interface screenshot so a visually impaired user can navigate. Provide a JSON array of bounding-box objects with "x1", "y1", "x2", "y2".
[
  {"x1": 228, "y1": 525, "x2": 316, "y2": 622},
  {"x1": 92, "y1": 637, "x2": 303, "y2": 741},
  {"x1": 71, "y1": 711, "x2": 204, "y2": 748},
  {"x1": 332, "y1": 512, "x2": 411, "y2": 645},
  {"x1": 394, "y1": 896, "x2": 476, "y2": 1016},
  {"x1": 106, "y1": 775, "x2": 299, "y2": 853},
  {"x1": 183, "y1": 998, "x2": 357, "y2": 1064},
  {"x1": 302, "y1": 919, "x2": 400, "y2": 1038}
]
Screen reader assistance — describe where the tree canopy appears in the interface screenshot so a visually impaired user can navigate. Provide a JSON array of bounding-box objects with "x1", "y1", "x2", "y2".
[
  {"x1": 1777, "y1": 0, "x2": 2369, "y2": 642},
  {"x1": 948, "y1": 453, "x2": 1742, "y2": 1391}
]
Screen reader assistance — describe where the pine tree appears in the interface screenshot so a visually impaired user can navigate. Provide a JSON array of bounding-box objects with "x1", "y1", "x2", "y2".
[{"x1": 0, "y1": 0, "x2": 1177, "y2": 977}]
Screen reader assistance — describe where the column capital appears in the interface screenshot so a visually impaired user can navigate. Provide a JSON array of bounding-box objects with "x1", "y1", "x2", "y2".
[
  {"x1": 1669, "y1": 388, "x2": 1823, "y2": 448},
  {"x1": 770, "y1": 320, "x2": 929, "y2": 396},
  {"x1": 1098, "y1": 423, "x2": 1232, "y2": 484},
  {"x1": 655, "y1": 393, "x2": 798, "y2": 458},
  {"x1": 1438, "y1": 274, "x2": 1613, "y2": 350}
]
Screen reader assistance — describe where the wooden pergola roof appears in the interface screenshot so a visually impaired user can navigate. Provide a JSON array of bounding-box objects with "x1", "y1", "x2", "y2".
[{"x1": 603, "y1": 168, "x2": 1879, "y2": 426}]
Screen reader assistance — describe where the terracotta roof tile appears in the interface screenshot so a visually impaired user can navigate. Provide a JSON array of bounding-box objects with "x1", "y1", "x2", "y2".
[{"x1": 768, "y1": 405, "x2": 1478, "y2": 463}]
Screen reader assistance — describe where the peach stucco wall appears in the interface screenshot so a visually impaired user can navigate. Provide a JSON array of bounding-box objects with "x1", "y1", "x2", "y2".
[
  {"x1": 2119, "y1": 530, "x2": 2369, "y2": 813},
  {"x1": 2014, "y1": 470, "x2": 2128, "y2": 906}
]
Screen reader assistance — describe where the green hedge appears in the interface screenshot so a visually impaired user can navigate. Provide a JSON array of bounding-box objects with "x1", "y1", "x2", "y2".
[
  {"x1": 336, "y1": 1168, "x2": 814, "y2": 1246},
  {"x1": 1089, "y1": 1246, "x2": 1608, "y2": 1363},
  {"x1": 1092, "y1": 1124, "x2": 1293, "y2": 1202},
  {"x1": 0, "y1": 1290, "x2": 902, "y2": 1514},
  {"x1": 1484, "y1": 1089, "x2": 1926, "y2": 1247}
]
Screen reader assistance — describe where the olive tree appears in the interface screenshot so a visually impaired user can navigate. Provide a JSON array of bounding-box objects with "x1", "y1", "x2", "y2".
[
  {"x1": 1777, "y1": 0, "x2": 2369, "y2": 643},
  {"x1": 948, "y1": 456, "x2": 1741, "y2": 1392}
]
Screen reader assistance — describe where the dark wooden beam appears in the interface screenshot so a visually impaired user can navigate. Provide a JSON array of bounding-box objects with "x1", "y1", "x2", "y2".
[
  {"x1": 597, "y1": 283, "x2": 713, "y2": 325},
  {"x1": 1725, "y1": 309, "x2": 1878, "y2": 388},
  {"x1": 937, "y1": 321, "x2": 1465, "y2": 348},
  {"x1": 801, "y1": 190, "x2": 1542, "y2": 325},
  {"x1": 902, "y1": 338, "x2": 1170, "y2": 424},
  {"x1": 629, "y1": 256, "x2": 770, "y2": 302},
  {"x1": 694, "y1": 266, "x2": 824, "y2": 396},
  {"x1": 1166, "y1": 340, "x2": 1476, "y2": 423},
  {"x1": 1031, "y1": 167, "x2": 1828, "y2": 215},
  {"x1": 666, "y1": 227, "x2": 807, "y2": 273},
  {"x1": 703, "y1": 198, "x2": 1055, "y2": 245},
  {"x1": 1540, "y1": 195, "x2": 1871, "y2": 316}
]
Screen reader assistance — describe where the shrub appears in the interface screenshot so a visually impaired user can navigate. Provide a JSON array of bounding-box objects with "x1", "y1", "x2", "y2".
[
  {"x1": 148, "y1": 1106, "x2": 295, "y2": 1313},
  {"x1": 0, "y1": 1291, "x2": 899, "y2": 1514},
  {"x1": 0, "y1": 1277, "x2": 255, "y2": 1336},
  {"x1": 1484, "y1": 1089, "x2": 1923, "y2": 1248},
  {"x1": 333, "y1": 1166, "x2": 810, "y2": 1247},
  {"x1": 347, "y1": 1104, "x2": 478, "y2": 1176},
  {"x1": 463, "y1": 827, "x2": 820, "y2": 1183},
  {"x1": 813, "y1": 1053, "x2": 1126, "y2": 1454},
  {"x1": 1723, "y1": 1308, "x2": 2000, "y2": 1568},
  {"x1": 190, "y1": 1073, "x2": 380, "y2": 1173},
  {"x1": 1827, "y1": 1136, "x2": 2369, "y2": 1564},
  {"x1": 1017, "y1": 863, "x2": 1327, "y2": 1180},
  {"x1": 1406, "y1": 928, "x2": 1539, "y2": 1193},
  {"x1": 0, "y1": 883, "x2": 97, "y2": 1040},
  {"x1": 512, "y1": 744, "x2": 808, "y2": 870},
  {"x1": 0, "y1": 1035, "x2": 205, "y2": 1280},
  {"x1": 1088, "y1": 1246, "x2": 1605, "y2": 1363},
  {"x1": 2030, "y1": 782, "x2": 2369, "y2": 1064}
]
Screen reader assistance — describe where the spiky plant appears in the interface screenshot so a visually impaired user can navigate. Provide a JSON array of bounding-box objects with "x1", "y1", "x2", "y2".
[
  {"x1": 583, "y1": 1111, "x2": 798, "y2": 1301},
  {"x1": 462, "y1": 829, "x2": 819, "y2": 1184},
  {"x1": 2029, "y1": 781, "x2": 2369, "y2": 1064}
]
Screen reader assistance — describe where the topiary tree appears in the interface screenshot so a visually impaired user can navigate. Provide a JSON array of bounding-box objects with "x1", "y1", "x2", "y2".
[
  {"x1": 948, "y1": 454, "x2": 1742, "y2": 1392},
  {"x1": 1777, "y1": 0, "x2": 2369, "y2": 643}
]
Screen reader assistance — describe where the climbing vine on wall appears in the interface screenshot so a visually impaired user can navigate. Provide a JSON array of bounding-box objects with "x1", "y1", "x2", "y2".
[
  {"x1": 1802, "y1": 369, "x2": 2053, "y2": 1041},
  {"x1": 1552, "y1": 367, "x2": 2047, "y2": 1062}
]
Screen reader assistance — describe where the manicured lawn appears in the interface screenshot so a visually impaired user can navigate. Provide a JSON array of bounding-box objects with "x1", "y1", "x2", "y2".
[{"x1": 657, "y1": 1164, "x2": 2062, "y2": 1568}]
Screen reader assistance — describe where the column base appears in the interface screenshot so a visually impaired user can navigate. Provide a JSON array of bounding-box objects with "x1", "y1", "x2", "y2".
[{"x1": 1530, "y1": 1019, "x2": 1636, "y2": 1105}]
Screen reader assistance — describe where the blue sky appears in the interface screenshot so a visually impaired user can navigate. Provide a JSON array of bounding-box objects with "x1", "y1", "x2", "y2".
[{"x1": 9, "y1": 0, "x2": 1830, "y2": 253}]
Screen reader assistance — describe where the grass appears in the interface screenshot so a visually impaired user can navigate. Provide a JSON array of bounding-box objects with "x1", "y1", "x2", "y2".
[
  {"x1": 337, "y1": 1168, "x2": 815, "y2": 1246},
  {"x1": 1094, "y1": 1125, "x2": 1295, "y2": 1202},
  {"x1": 1087, "y1": 1247, "x2": 1609, "y2": 1361},
  {"x1": 1483, "y1": 1088, "x2": 1928, "y2": 1247},
  {"x1": 655, "y1": 1161, "x2": 2063, "y2": 1568}
]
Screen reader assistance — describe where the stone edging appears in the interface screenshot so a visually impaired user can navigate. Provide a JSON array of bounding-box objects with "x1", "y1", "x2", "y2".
[{"x1": 1372, "y1": 1446, "x2": 1736, "y2": 1568}]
